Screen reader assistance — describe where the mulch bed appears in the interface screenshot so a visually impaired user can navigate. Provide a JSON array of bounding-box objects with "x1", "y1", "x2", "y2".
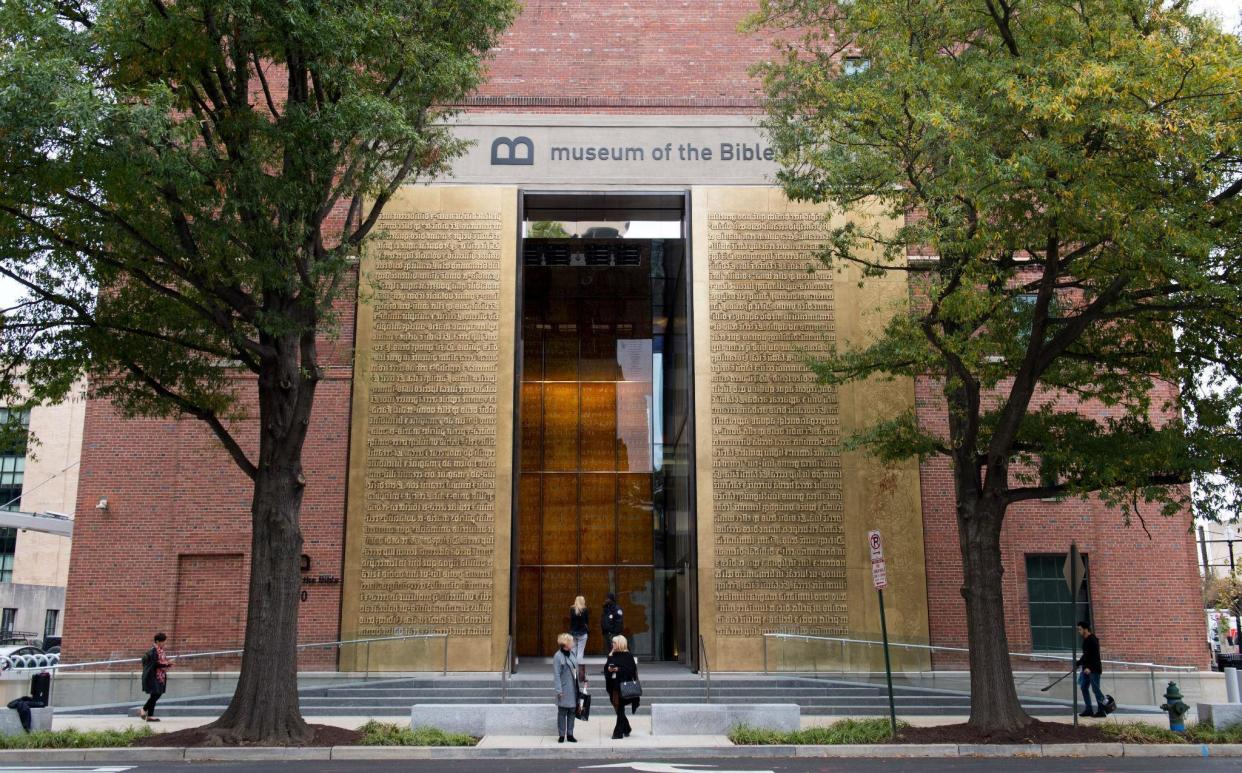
[
  {"x1": 134, "y1": 723, "x2": 362, "y2": 747},
  {"x1": 894, "y1": 719, "x2": 1111, "y2": 745}
]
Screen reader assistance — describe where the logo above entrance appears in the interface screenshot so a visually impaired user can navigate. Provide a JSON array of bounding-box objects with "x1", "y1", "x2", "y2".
[
  {"x1": 490, "y1": 136, "x2": 534, "y2": 166},
  {"x1": 448, "y1": 115, "x2": 780, "y2": 184}
]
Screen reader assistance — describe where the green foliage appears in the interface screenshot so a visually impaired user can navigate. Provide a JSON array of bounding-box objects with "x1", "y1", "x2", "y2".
[
  {"x1": 729, "y1": 719, "x2": 905, "y2": 745},
  {"x1": 1186, "y1": 719, "x2": 1242, "y2": 744},
  {"x1": 1100, "y1": 719, "x2": 1242, "y2": 744},
  {"x1": 1098, "y1": 721, "x2": 1186, "y2": 744},
  {"x1": 0, "y1": 726, "x2": 153, "y2": 749},
  {"x1": 529, "y1": 221, "x2": 571, "y2": 238},
  {"x1": 356, "y1": 721, "x2": 477, "y2": 746},
  {"x1": 0, "y1": 0, "x2": 518, "y2": 463},
  {"x1": 751, "y1": 0, "x2": 1242, "y2": 519}
]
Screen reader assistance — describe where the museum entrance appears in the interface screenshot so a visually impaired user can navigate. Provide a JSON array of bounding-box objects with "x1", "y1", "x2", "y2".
[{"x1": 514, "y1": 192, "x2": 695, "y2": 664}]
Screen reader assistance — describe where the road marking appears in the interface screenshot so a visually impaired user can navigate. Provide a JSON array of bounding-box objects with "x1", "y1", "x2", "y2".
[
  {"x1": 583, "y1": 764, "x2": 775, "y2": 773},
  {"x1": 0, "y1": 767, "x2": 134, "y2": 773}
]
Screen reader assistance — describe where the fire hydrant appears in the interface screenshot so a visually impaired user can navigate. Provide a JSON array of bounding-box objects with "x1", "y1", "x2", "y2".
[{"x1": 1159, "y1": 681, "x2": 1190, "y2": 732}]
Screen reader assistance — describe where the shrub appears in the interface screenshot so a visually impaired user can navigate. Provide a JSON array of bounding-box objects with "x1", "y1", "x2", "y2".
[
  {"x1": 1186, "y1": 721, "x2": 1242, "y2": 744},
  {"x1": 356, "y1": 721, "x2": 477, "y2": 747},
  {"x1": 0, "y1": 727, "x2": 153, "y2": 749},
  {"x1": 730, "y1": 718, "x2": 904, "y2": 745},
  {"x1": 1098, "y1": 722, "x2": 1186, "y2": 744}
]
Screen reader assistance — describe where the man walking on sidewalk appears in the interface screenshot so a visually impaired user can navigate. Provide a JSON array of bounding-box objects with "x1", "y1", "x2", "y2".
[{"x1": 1076, "y1": 621, "x2": 1107, "y2": 718}]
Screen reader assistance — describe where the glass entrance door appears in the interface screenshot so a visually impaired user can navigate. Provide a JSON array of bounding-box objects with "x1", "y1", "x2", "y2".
[{"x1": 515, "y1": 193, "x2": 694, "y2": 662}]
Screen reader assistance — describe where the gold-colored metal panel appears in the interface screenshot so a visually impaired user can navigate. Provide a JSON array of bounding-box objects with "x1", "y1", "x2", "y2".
[
  {"x1": 340, "y1": 185, "x2": 517, "y2": 672},
  {"x1": 692, "y1": 186, "x2": 929, "y2": 671}
]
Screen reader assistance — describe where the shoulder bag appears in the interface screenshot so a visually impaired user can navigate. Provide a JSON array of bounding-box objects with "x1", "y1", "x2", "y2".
[{"x1": 619, "y1": 678, "x2": 642, "y2": 700}]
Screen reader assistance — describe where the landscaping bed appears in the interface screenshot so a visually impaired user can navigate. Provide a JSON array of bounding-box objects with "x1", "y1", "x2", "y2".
[
  {"x1": 730, "y1": 719, "x2": 1242, "y2": 746},
  {"x1": 134, "y1": 724, "x2": 361, "y2": 748},
  {"x1": 0, "y1": 727, "x2": 154, "y2": 750},
  {"x1": 131, "y1": 721, "x2": 475, "y2": 748}
]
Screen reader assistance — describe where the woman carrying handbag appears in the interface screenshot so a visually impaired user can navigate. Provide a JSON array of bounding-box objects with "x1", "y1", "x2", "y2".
[{"x1": 603, "y1": 634, "x2": 640, "y2": 739}]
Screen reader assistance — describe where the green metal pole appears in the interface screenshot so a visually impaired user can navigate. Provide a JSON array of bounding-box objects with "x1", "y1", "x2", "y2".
[
  {"x1": 878, "y1": 588, "x2": 898, "y2": 737},
  {"x1": 1070, "y1": 542, "x2": 1079, "y2": 728}
]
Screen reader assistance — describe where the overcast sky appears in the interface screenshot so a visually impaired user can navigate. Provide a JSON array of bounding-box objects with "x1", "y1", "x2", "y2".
[{"x1": 1195, "y1": 0, "x2": 1241, "y2": 32}]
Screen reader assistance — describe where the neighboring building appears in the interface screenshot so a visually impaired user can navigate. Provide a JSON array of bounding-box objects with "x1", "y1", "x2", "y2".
[
  {"x1": 63, "y1": 1, "x2": 1204, "y2": 673},
  {"x1": 1199, "y1": 520, "x2": 1241, "y2": 579},
  {"x1": 0, "y1": 386, "x2": 86, "y2": 645}
]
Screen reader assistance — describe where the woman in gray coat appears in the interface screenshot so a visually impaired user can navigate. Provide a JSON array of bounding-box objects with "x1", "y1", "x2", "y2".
[{"x1": 552, "y1": 632, "x2": 579, "y2": 743}]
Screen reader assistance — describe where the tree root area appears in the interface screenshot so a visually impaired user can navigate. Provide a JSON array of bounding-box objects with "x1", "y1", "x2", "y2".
[
  {"x1": 895, "y1": 719, "x2": 1111, "y2": 745},
  {"x1": 134, "y1": 723, "x2": 362, "y2": 747}
]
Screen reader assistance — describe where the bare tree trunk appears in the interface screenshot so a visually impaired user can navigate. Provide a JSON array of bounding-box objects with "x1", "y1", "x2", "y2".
[
  {"x1": 958, "y1": 497, "x2": 1032, "y2": 733},
  {"x1": 204, "y1": 334, "x2": 315, "y2": 745}
]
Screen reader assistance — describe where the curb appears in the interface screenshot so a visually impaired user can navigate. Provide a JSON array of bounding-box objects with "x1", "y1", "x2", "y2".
[{"x1": 0, "y1": 743, "x2": 1238, "y2": 761}]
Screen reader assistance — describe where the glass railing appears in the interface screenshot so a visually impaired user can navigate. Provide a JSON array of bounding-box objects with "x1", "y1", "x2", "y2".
[
  {"x1": 8, "y1": 633, "x2": 449, "y2": 710},
  {"x1": 762, "y1": 632, "x2": 1207, "y2": 709}
]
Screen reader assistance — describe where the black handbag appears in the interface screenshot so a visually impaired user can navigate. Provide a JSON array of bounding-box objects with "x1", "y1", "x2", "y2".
[
  {"x1": 576, "y1": 686, "x2": 592, "y2": 720},
  {"x1": 619, "y1": 679, "x2": 642, "y2": 700}
]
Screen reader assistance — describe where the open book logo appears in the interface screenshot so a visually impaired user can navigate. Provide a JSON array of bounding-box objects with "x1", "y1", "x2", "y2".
[{"x1": 491, "y1": 136, "x2": 534, "y2": 166}]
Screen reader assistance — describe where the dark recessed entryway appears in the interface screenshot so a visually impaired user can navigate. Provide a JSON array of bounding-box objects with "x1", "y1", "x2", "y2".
[{"x1": 513, "y1": 192, "x2": 695, "y2": 664}]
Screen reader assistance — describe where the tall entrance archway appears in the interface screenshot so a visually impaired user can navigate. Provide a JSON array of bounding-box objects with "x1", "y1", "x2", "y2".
[{"x1": 513, "y1": 192, "x2": 696, "y2": 663}]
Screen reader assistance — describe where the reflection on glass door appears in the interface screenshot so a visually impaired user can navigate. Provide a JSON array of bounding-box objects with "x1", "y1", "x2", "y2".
[{"x1": 515, "y1": 195, "x2": 693, "y2": 661}]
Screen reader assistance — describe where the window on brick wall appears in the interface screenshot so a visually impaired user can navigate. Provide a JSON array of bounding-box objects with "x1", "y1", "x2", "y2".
[
  {"x1": 0, "y1": 407, "x2": 30, "y2": 512},
  {"x1": 0, "y1": 529, "x2": 14, "y2": 584},
  {"x1": 0, "y1": 407, "x2": 31, "y2": 585},
  {"x1": 1026, "y1": 554, "x2": 1092, "y2": 652}
]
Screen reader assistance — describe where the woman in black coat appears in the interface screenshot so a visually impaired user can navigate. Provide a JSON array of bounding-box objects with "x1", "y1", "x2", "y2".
[
  {"x1": 139, "y1": 632, "x2": 171, "y2": 721},
  {"x1": 603, "y1": 634, "x2": 639, "y2": 739}
]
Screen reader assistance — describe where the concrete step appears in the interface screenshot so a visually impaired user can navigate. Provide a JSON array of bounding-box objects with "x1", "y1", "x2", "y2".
[
  {"x1": 295, "y1": 687, "x2": 882, "y2": 699},
  {"x1": 63, "y1": 671, "x2": 1160, "y2": 719}
]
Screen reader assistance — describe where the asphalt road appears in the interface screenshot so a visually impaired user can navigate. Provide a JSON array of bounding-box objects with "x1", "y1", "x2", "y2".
[{"x1": 10, "y1": 759, "x2": 1239, "y2": 773}]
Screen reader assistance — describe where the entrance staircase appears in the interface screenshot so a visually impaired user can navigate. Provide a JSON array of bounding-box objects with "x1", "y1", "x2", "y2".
[{"x1": 64, "y1": 663, "x2": 1156, "y2": 717}]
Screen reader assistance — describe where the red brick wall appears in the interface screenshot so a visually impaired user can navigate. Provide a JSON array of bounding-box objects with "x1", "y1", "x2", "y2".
[
  {"x1": 469, "y1": 0, "x2": 774, "y2": 110},
  {"x1": 917, "y1": 375, "x2": 1207, "y2": 669},
  {"x1": 63, "y1": 272, "x2": 357, "y2": 669}
]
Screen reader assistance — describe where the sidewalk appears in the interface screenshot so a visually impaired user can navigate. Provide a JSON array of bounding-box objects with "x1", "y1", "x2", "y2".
[
  {"x1": 49, "y1": 709, "x2": 1176, "y2": 738},
  {"x1": 0, "y1": 713, "x2": 1235, "y2": 762}
]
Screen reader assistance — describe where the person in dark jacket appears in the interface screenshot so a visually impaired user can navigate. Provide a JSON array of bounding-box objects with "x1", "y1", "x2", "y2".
[
  {"x1": 601, "y1": 593, "x2": 624, "y2": 643},
  {"x1": 603, "y1": 634, "x2": 639, "y2": 739},
  {"x1": 570, "y1": 595, "x2": 589, "y2": 681},
  {"x1": 1076, "y1": 621, "x2": 1106, "y2": 718},
  {"x1": 139, "y1": 632, "x2": 171, "y2": 721}
]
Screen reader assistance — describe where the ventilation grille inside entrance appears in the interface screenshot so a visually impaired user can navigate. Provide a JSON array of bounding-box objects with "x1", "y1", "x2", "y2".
[{"x1": 523, "y1": 239, "x2": 648, "y2": 268}]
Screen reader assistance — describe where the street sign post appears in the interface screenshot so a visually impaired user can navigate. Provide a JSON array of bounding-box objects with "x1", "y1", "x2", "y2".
[
  {"x1": 1064, "y1": 543, "x2": 1083, "y2": 727},
  {"x1": 868, "y1": 530, "x2": 898, "y2": 736}
]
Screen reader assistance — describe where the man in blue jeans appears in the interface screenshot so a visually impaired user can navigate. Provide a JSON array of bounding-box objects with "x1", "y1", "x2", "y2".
[{"x1": 1076, "y1": 621, "x2": 1107, "y2": 718}]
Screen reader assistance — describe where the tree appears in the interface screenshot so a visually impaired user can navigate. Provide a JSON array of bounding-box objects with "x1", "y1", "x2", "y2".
[
  {"x1": 751, "y1": 0, "x2": 1242, "y2": 732},
  {"x1": 0, "y1": 0, "x2": 516, "y2": 743},
  {"x1": 529, "y1": 220, "x2": 571, "y2": 238}
]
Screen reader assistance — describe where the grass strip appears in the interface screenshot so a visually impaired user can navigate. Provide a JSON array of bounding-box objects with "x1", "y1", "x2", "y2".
[
  {"x1": 1097, "y1": 720, "x2": 1242, "y2": 745},
  {"x1": 0, "y1": 726, "x2": 154, "y2": 749},
  {"x1": 356, "y1": 720, "x2": 477, "y2": 746},
  {"x1": 730, "y1": 718, "x2": 907, "y2": 745}
]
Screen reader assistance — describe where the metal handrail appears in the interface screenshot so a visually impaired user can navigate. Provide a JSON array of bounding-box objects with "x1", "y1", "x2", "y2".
[
  {"x1": 761, "y1": 633, "x2": 1198, "y2": 673},
  {"x1": 11, "y1": 632, "x2": 451, "y2": 675},
  {"x1": 698, "y1": 634, "x2": 711, "y2": 703},
  {"x1": 501, "y1": 635, "x2": 514, "y2": 704}
]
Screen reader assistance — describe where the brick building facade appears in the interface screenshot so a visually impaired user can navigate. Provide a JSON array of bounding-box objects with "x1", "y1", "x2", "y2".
[{"x1": 63, "y1": 1, "x2": 1205, "y2": 672}]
